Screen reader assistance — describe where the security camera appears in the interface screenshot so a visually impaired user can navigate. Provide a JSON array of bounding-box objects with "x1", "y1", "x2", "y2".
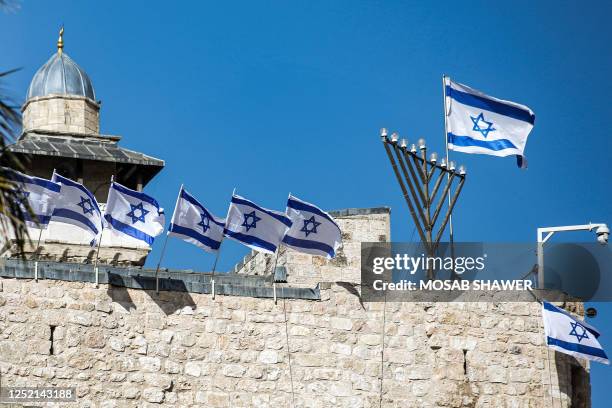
[{"x1": 595, "y1": 225, "x2": 609, "y2": 245}]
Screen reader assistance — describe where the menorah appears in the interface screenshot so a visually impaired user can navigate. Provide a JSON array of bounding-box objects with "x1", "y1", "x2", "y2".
[{"x1": 380, "y1": 128, "x2": 466, "y2": 279}]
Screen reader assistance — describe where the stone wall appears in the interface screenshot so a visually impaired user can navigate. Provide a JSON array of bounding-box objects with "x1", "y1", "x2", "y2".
[
  {"x1": 22, "y1": 95, "x2": 100, "y2": 134},
  {"x1": 0, "y1": 210, "x2": 590, "y2": 407}
]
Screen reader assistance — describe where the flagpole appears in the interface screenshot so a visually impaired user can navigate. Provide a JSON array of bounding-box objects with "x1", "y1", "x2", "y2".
[
  {"x1": 210, "y1": 188, "x2": 235, "y2": 299},
  {"x1": 442, "y1": 75, "x2": 457, "y2": 269},
  {"x1": 92, "y1": 237, "x2": 102, "y2": 288},
  {"x1": 34, "y1": 168, "x2": 58, "y2": 282},
  {"x1": 93, "y1": 175, "x2": 113, "y2": 288},
  {"x1": 155, "y1": 184, "x2": 183, "y2": 294},
  {"x1": 271, "y1": 192, "x2": 291, "y2": 305},
  {"x1": 34, "y1": 228, "x2": 43, "y2": 282},
  {"x1": 210, "y1": 243, "x2": 222, "y2": 299}
]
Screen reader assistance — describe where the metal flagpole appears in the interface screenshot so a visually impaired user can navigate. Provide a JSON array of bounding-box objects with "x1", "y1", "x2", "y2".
[
  {"x1": 442, "y1": 75, "x2": 457, "y2": 268},
  {"x1": 210, "y1": 188, "x2": 235, "y2": 299},
  {"x1": 155, "y1": 184, "x2": 183, "y2": 294},
  {"x1": 92, "y1": 237, "x2": 103, "y2": 288},
  {"x1": 93, "y1": 175, "x2": 113, "y2": 288},
  {"x1": 271, "y1": 249, "x2": 280, "y2": 304},
  {"x1": 271, "y1": 192, "x2": 291, "y2": 305},
  {"x1": 34, "y1": 228, "x2": 43, "y2": 282},
  {"x1": 32, "y1": 168, "x2": 55, "y2": 282},
  {"x1": 210, "y1": 243, "x2": 222, "y2": 299}
]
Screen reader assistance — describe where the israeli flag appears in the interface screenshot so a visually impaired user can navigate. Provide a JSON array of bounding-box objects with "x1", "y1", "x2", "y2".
[
  {"x1": 445, "y1": 77, "x2": 535, "y2": 167},
  {"x1": 168, "y1": 187, "x2": 225, "y2": 253},
  {"x1": 282, "y1": 195, "x2": 342, "y2": 259},
  {"x1": 51, "y1": 172, "x2": 103, "y2": 245},
  {"x1": 224, "y1": 194, "x2": 292, "y2": 255},
  {"x1": 3, "y1": 167, "x2": 61, "y2": 229},
  {"x1": 104, "y1": 181, "x2": 165, "y2": 246},
  {"x1": 543, "y1": 302, "x2": 609, "y2": 365}
]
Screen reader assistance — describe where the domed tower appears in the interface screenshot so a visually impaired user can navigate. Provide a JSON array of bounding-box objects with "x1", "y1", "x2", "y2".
[
  {"x1": 7, "y1": 28, "x2": 164, "y2": 266},
  {"x1": 22, "y1": 27, "x2": 99, "y2": 134}
]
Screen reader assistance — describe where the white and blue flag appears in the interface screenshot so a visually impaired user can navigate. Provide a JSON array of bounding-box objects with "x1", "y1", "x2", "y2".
[
  {"x1": 543, "y1": 301, "x2": 609, "y2": 365},
  {"x1": 103, "y1": 181, "x2": 165, "y2": 246},
  {"x1": 168, "y1": 187, "x2": 225, "y2": 253},
  {"x1": 282, "y1": 195, "x2": 342, "y2": 259},
  {"x1": 224, "y1": 194, "x2": 292, "y2": 255},
  {"x1": 3, "y1": 167, "x2": 61, "y2": 229},
  {"x1": 445, "y1": 77, "x2": 535, "y2": 168},
  {"x1": 51, "y1": 172, "x2": 103, "y2": 245}
]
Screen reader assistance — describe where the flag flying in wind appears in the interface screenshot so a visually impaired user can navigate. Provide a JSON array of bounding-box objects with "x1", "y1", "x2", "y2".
[
  {"x1": 168, "y1": 186, "x2": 225, "y2": 253},
  {"x1": 282, "y1": 194, "x2": 342, "y2": 259},
  {"x1": 542, "y1": 301, "x2": 609, "y2": 365},
  {"x1": 445, "y1": 77, "x2": 535, "y2": 168},
  {"x1": 3, "y1": 167, "x2": 61, "y2": 229},
  {"x1": 103, "y1": 181, "x2": 165, "y2": 246},
  {"x1": 224, "y1": 194, "x2": 292, "y2": 255},
  {"x1": 51, "y1": 172, "x2": 103, "y2": 245}
]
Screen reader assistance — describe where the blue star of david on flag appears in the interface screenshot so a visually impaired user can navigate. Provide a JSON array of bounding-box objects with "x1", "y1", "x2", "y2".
[
  {"x1": 300, "y1": 215, "x2": 321, "y2": 237},
  {"x1": 242, "y1": 210, "x2": 261, "y2": 232},
  {"x1": 76, "y1": 196, "x2": 95, "y2": 215},
  {"x1": 224, "y1": 194, "x2": 292, "y2": 255},
  {"x1": 126, "y1": 202, "x2": 149, "y2": 224},
  {"x1": 282, "y1": 195, "x2": 342, "y2": 259},
  {"x1": 197, "y1": 213, "x2": 211, "y2": 233},
  {"x1": 103, "y1": 181, "x2": 165, "y2": 246},
  {"x1": 569, "y1": 322, "x2": 589, "y2": 343},
  {"x1": 470, "y1": 112, "x2": 496, "y2": 138},
  {"x1": 542, "y1": 301, "x2": 609, "y2": 365},
  {"x1": 168, "y1": 187, "x2": 225, "y2": 253},
  {"x1": 51, "y1": 172, "x2": 102, "y2": 245}
]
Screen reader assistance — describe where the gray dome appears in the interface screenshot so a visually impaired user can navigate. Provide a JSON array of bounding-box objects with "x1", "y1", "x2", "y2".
[{"x1": 27, "y1": 52, "x2": 96, "y2": 101}]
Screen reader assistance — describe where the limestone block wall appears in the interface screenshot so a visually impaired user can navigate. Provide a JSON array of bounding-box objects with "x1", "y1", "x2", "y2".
[
  {"x1": 22, "y1": 95, "x2": 100, "y2": 134},
  {"x1": 0, "y1": 209, "x2": 590, "y2": 407},
  {"x1": 0, "y1": 279, "x2": 588, "y2": 407}
]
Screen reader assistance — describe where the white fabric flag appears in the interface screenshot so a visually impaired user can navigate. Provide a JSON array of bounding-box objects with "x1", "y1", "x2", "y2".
[
  {"x1": 51, "y1": 172, "x2": 103, "y2": 245},
  {"x1": 3, "y1": 167, "x2": 61, "y2": 229},
  {"x1": 168, "y1": 186, "x2": 225, "y2": 253},
  {"x1": 445, "y1": 78, "x2": 535, "y2": 167},
  {"x1": 103, "y1": 181, "x2": 165, "y2": 246},
  {"x1": 543, "y1": 301, "x2": 609, "y2": 365},
  {"x1": 224, "y1": 194, "x2": 292, "y2": 255},
  {"x1": 282, "y1": 194, "x2": 342, "y2": 259}
]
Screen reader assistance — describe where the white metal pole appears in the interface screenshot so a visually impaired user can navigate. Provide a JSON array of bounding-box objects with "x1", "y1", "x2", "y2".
[
  {"x1": 93, "y1": 238, "x2": 102, "y2": 288},
  {"x1": 442, "y1": 75, "x2": 455, "y2": 243},
  {"x1": 537, "y1": 229, "x2": 545, "y2": 289},
  {"x1": 34, "y1": 228, "x2": 43, "y2": 282},
  {"x1": 210, "y1": 188, "x2": 235, "y2": 299},
  {"x1": 93, "y1": 175, "x2": 113, "y2": 288},
  {"x1": 155, "y1": 184, "x2": 183, "y2": 294},
  {"x1": 210, "y1": 244, "x2": 222, "y2": 300}
]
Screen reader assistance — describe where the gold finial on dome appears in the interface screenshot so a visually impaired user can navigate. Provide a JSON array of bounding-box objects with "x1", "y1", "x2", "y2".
[{"x1": 57, "y1": 26, "x2": 64, "y2": 55}]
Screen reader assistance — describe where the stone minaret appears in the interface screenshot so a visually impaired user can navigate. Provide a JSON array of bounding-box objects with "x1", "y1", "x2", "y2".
[{"x1": 6, "y1": 28, "x2": 165, "y2": 266}]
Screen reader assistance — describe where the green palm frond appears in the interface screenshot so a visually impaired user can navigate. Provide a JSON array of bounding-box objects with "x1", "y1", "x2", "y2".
[{"x1": 0, "y1": 68, "x2": 33, "y2": 255}]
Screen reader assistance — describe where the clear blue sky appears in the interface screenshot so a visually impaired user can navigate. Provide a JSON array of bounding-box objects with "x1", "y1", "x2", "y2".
[{"x1": 2, "y1": 0, "x2": 611, "y2": 403}]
